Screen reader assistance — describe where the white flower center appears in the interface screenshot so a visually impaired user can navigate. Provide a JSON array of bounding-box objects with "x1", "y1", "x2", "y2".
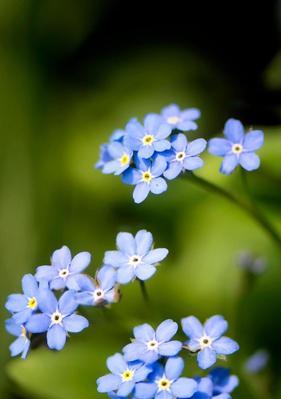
[
  {"x1": 167, "y1": 115, "x2": 181, "y2": 125},
  {"x1": 142, "y1": 134, "x2": 155, "y2": 146},
  {"x1": 93, "y1": 288, "x2": 105, "y2": 302},
  {"x1": 176, "y1": 151, "x2": 186, "y2": 162},
  {"x1": 59, "y1": 268, "x2": 69, "y2": 279},
  {"x1": 51, "y1": 311, "x2": 63, "y2": 325},
  {"x1": 129, "y1": 255, "x2": 142, "y2": 266},
  {"x1": 232, "y1": 143, "x2": 243, "y2": 154},
  {"x1": 141, "y1": 170, "x2": 153, "y2": 183},
  {"x1": 146, "y1": 339, "x2": 159, "y2": 351},
  {"x1": 157, "y1": 377, "x2": 172, "y2": 391},
  {"x1": 121, "y1": 369, "x2": 135, "y2": 382},
  {"x1": 199, "y1": 335, "x2": 213, "y2": 349}
]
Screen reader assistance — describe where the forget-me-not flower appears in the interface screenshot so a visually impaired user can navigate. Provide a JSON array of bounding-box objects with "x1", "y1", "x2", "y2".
[
  {"x1": 161, "y1": 104, "x2": 200, "y2": 131},
  {"x1": 208, "y1": 118, "x2": 264, "y2": 175},
  {"x1": 35, "y1": 245, "x2": 91, "y2": 291},
  {"x1": 5, "y1": 318, "x2": 31, "y2": 359},
  {"x1": 134, "y1": 357, "x2": 197, "y2": 399},
  {"x1": 103, "y1": 229, "x2": 168, "y2": 284},
  {"x1": 209, "y1": 368, "x2": 239, "y2": 397},
  {"x1": 164, "y1": 134, "x2": 206, "y2": 179},
  {"x1": 102, "y1": 142, "x2": 133, "y2": 175},
  {"x1": 181, "y1": 315, "x2": 239, "y2": 369},
  {"x1": 5, "y1": 274, "x2": 40, "y2": 325},
  {"x1": 97, "y1": 353, "x2": 152, "y2": 397},
  {"x1": 122, "y1": 156, "x2": 168, "y2": 203},
  {"x1": 123, "y1": 319, "x2": 182, "y2": 364},
  {"x1": 26, "y1": 288, "x2": 89, "y2": 350},
  {"x1": 124, "y1": 115, "x2": 172, "y2": 159},
  {"x1": 75, "y1": 266, "x2": 119, "y2": 306},
  {"x1": 244, "y1": 350, "x2": 269, "y2": 374}
]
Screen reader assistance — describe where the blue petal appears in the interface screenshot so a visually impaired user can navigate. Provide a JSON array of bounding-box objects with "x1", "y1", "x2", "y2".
[
  {"x1": 123, "y1": 342, "x2": 146, "y2": 362},
  {"x1": 22, "y1": 274, "x2": 38, "y2": 297},
  {"x1": 144, "y1": 114, "x2": 162, "y2": 135},
  {"x1": 38, "y1": 288, "x2": 57, "y2": 314},
  {"x1": 204, "y1": 315, "x2": 228, "y2": 340},
  {"x1": 58, "y1": 290, "x2": 78, "y2": 315},
  {"x1": 66, "y1": 274, "x2": 85, "y2": 291},
  {"x1": 156, "y1": 391, "x2": 173, "y2": 399},
  {"x1": 220, "y1": 154, "x2": 239, "y2": 175},
  {"x1": 171, "y1": 377, "x2": 197, "y2": 398},
  {"x1": 97, "y1": 374, "x2": 121, "y2": 393},
  {"x1": 133, "y1": 183, "x2": 150, "y2": 204},
  {"x1": 143, "y1": 248, "x2": 168, "y2": 264},
  {"x1": 135, "y1": 156, "x2": 151, "y2": 171},
  {"x1": 196, "y1": 377, "x2": 213, "y2": 395},
  {"x1": 150, "y1": 177, "x2": 167, "y2": 195},
  {"x1": 12, "y1": 308, "x2": 33, "y2": 325},
  {"x1": 243, "y1": 130, "x2": 264, "y2": 151},
  {"x1": 155, "y1": 124, "x2": 172, "y2": 140},
  {"x1": 156, "y1": 319, "x2": 178, "y2": 342},
  {"x1": 154, "y1": 140, "x2": 171, "y2": 152},
  {"x1": 5, "y1": 318, "x2": 22, "y2": 336},
  {"x1": 135, "y1": 230, "x2": 153, "y2": 256},
  {"x1": 51, "y1": 246, "x2": 71, "y2": 269},
  {"x1": 224, "y1": 119, "x2": 244, "y2": 142},
  {"x1": 63, "y1": 314, "x2": 89, "y2": 332},
  {"x1": 47, "y1": 324, "x2": 67, "y2": 350},
  {"x1": 186, "y1": 138, "x2": 207, "y2": 156},
  {"x1": 164, "y1": 162, "x2": 182, "y2": 180},
  {"x1": 162, "y1": 104, "x2": 180, "y2": 117},
  {"x1": 107, "y1": 353, "x2": 127, "y2": 374},
  {"x1": 104, "y1": 250, "x2": 128, "y2": 267},
  {"x1": 135, "y1": 382, "x2": 157, "y2": 399},
  {"x1": 135, "y1": 264, "x2": 156, "y2": 280},
  {"x1": 171, "y1": 133, "x2": 187, "y2": 152},
  {"x1": 165, "y1": 357, "x2": 184, "y2": 380},
  {"x1": 110, "y1": 129, "x2": 126, "y2": 142},
  {"x1": 126, "y1": 119, "x2": 145, "y2": 139},
  {"x1": 5, "y1": 294, "x2": 27, "y2": 313},
  {"x1": 139, "y1": 145, "x2": 155, "y2": 159},
  {"x1": 108, "y1": 141, "x2": 125, "y2": 158},
  {"x1": 158, "y1": 341, "x2": 182, "y2": 356},
  {"x1": 183, "y1": 156, "x2": 204, "y2": 171},
  {"x1": 239, "y1": 152, "x2": 260, "y2": 171},
  {"x1": 178, "y1": 120, "x2": 198, "y2": 131},
  {"x1": 197, "y1": 348, "x2": 217, "y2": 369},
  {"x1": 97, "y1": 266, "x2": 116, "y2": 290},
  {"x1": 116, "y1": 232, "x2": 136, "y2": 255},
  {"x1": 151, "y1": 157, "x2": 167, "y2": 177},
  {"x1": 117, "y1": 265, "x2": 135, "y2": 284},
  {"x1": 26, "y1": 314, "x2": 50, "y2": 333},
  {"x1": 70, "y1": 252, "x2": 91, "y2": 273},
  {"x1": 35, "y1": 266, "x2": 57, "y2": 282},
  {"x1": 244, "y1": 350, "x2": 269, "y2": 374},
  {"x1": 10, "y1": 336, "x2": 30, "y2": 358},
  {"x1": 75, "y1": 291, "x2": 95, "y2": 306},
  {"x1": 117, "y1": 381, "x2": 135, "y2": 397},
  {"x1": 103, "y1": 160, "x2": 120, "y2": 174},
  {"x1": 122, "y1": 168, "x2": 141, "y2": 185},
  {"x1": 212, "y1": 337, "x2": 239, "y2": 355},
  {"x1": 134, "y1": 323, "x2": 155, "y2": 342},
  {"x1": 181, "y1": 108, "x2": 201, "y2": 120},
  {"x1": 208, "y1": 138, "x2": 232, "y2": 156},
  {"x1": 134, "y1": 364, "x2": 153, "y2": 382},
  {"x1": 181, "y1": 316, "x2": 203, "y2": 339},
  {"x1": 50, "y1": 278, "x2": 66, "y2": 290}
]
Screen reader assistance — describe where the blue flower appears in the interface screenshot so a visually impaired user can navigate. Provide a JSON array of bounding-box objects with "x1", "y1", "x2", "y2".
[
  {"x1": 208, "y1": 118, "x2": 264, "y2": 175},
  {"x1": 103, "y1": 229, "x2": 168, "y2": 284},
  {"x1": 236, "y1": 251, "x2": 267, "y2": 275},
  {"x1": 5, "y1": 318, "x2": 30, "y2": 359},
  {"x1": 244, "y1": 350, "x2": 269, "y2": 374},
  {"x1": 25, "y1": 288, "x2": 89, "y2": 350},
  {"x1": 124, "y1": 114, "x2": 172, "y2": 159},
  {"x1": 102, "y1": 142, "x2": 133, "y2": 175},
  {"x1": 35, "y1": 245, "x2": 91, "y2": 291},
  {"x1": 110, "y1": 129, "x2": 126, "y2": 143},
  {"x1": 97, "y1": 353, "x2": 152, "y2": 397},
  {"x1": 123, "y1": 319, "x2": 182, "y2": 364},
  {"x1": 134, "y1": 357, "x2": 197, "y2": 399},
  {"x1": 164, "y1": 134, "x2": 206, "y2": 180},
  {"x1": 122, "y1": 156, "x2": 168, "y2": 203},
  {"x1": 75, "y1": 266, "x2": 119, "y2": 306},
  {"x1": 209, "y1": 368, "x2": 239, "y2": 396},
  {"x1": 5, "y1": 274, "x2": 40, "y2": 325},
  {"x1": 161, "y1": 104, "x2": 200, "y2": 131},
  {"x1": 96, "y1": 144, "x2": 112, "y2": 170},
  {"x1": 181, "y1": 315, "x2": 239, "y2": 369}
]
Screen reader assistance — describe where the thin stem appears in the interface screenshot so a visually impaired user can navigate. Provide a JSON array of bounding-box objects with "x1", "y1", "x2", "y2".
[
  {"x1": 184, "y1": 172, "x2": 281, "y2": 249},
  {"x1": 139, "y1": 279, "x2": 149, "y2": 302}
]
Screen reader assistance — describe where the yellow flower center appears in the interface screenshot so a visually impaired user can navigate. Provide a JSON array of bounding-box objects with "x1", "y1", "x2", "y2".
[
  {"x1": 121, "y1": 369, "x2": 134, "y2": 382},
  {"x1": 120, "y1": 153, "x2": 130, "y2": 166},
  {"x1": 176, "y1": 151, "x2": 186, "y2": 161},
  {"x1": 167, "y1": 115, "x2": 181, "y2": 124},
  {"x1": 142, "y1": 134, "x2": 154, "y2": 146},
  {"x1": 142, "y1": 171, "x2": 152, "y2": 183},
  {"x1": 157, "y1": 378, "x2": 171, "y2": 391},
  {"x1": 27, "y1": 297, "x2": 37, "y2": 310},
  {"x1": 232, "y1": 143, "x2": 243, "y2": 154}
]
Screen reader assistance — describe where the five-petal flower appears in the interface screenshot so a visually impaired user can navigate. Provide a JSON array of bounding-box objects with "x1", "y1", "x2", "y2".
[{"x1": 161, "y1": 104, "x2": 200, "y2": 131}]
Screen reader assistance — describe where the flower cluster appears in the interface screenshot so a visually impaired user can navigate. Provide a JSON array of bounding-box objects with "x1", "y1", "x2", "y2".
[
  {"x1": 97, "y1": 316, "x2": 239, "y2": 398},
  {"x1": 96, "y1": 104, "x2": 264, "y2": 203},
  {"x1": 5, "y1": 230, "x2": 168, "y2": 359}
]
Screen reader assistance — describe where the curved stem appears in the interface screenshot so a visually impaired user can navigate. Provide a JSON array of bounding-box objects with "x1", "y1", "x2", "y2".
[{"x1": 184, "y1": 172, "x2": 281, "y2": 249}]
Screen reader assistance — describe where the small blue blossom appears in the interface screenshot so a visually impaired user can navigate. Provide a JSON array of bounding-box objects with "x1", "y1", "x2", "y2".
[
  {"x1": 236, "y1": 251, "x2": 267, "y2": 275},
  {"x1": 96, "y1": 144, "x2": 112, "y2": 170},
  {"x1": 208, "y1": 118, "x2": 264, "y2": 175},
  {"x1": 181, "y1": 315, "x2": 239, "y2": 369},
  {"x1": 164, "y1": 134, "x2": 206, "y2": 180},
  {"x1": 5, "y1": 318, "x2": 30, "y2": 359},
  {"x1": 209, "y1": 368, "x2": 239, "y2": 396},
  {"x1": 134, "y1": 357, "x2": 197, "y2": 399},
  {"x1": 122, "y1": 156, "x2": 168, "y2": 204},
  {"x1": 124, "y1": 114, "x2": 172, "y2": 159},
  {"x1": 75, "y1": 266, "x2": 119, "y2": 306},
  {"x1": 35, "y1": 245, "x2": 91, "y2": 291},
  {"x1": 110, "y1": 129, "x2": 126, "y2": 143},
  {"x1": 244, "y1": 350, "x2": 269, "y2": 374},
  {"x1": 192, "y1": 374, "x2": 235, "y2": 399},
  {"x1": 97, "y1": 353, "x2": 152, "y2": 397},
  {"x1": 102, "y1": 142, "x2": 133, "y2": 175},
  {"x1": 123, "y1": 319, "x2": 182, "y2": 364},
  {"x1": 161, "y1": 104, "x2": 200, "y2": 131},
  {"x1": 103, "y1": 229, "x2": 168, "y2": 284},
  {"x1": 5, "y1": 274, "x2": 40, "y2": 325},
  {"x1": 25, "y1": 288, "x2": 89, "y2": 350}
]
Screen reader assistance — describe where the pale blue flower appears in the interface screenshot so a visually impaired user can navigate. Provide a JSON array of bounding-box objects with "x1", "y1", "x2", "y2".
[
  {"x1": 5, "y1": 318, "x2": 30, "y2": 359},
  {"x1": 244, "y1": 350, "x2": 269, "y2": 373},
  {"x1": 161, "y1": 104, "x2": 200, "y2": 131},
  {"x1": 102, "y1": 142, "x2": 133, "y2": 175}
]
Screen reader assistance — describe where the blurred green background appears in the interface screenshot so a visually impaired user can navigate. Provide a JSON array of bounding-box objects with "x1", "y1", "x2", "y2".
[{"x1": 1, "y1": 1, "x2": 281, "y2": 398}]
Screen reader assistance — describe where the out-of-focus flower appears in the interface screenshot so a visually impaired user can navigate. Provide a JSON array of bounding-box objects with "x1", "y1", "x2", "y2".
[
  {"x1": 161, "y1": 104, "x2": 200, "y2": 131},
  {"x1": 102, "y1": 142, "x2": 133, "y2": 175},
  {"x1": 244, "y1": 350, "x2": 269, "y2": 374},
  {"x1": 236, "y1": 251, "x2": 267, "y2": 274},
  {"x1": 5, "y1": 318, "x2": 30, "y2": 359}
]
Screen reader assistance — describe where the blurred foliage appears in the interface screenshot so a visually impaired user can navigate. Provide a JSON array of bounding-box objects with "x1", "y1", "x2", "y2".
[{"x1": 0, "y1": 1, "x2": 281, "y2": 399}]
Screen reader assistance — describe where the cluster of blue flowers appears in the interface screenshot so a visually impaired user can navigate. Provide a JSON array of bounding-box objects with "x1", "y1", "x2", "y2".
[
  {"x1": 96, "y1": 104, "x2": 264, "y2": 203},
  {"x1": 97, "y1": 316, "x2": 239, "y2": 398},
  {"x1": 5, "y1": 230, "x2": 168, "y2": 359}
]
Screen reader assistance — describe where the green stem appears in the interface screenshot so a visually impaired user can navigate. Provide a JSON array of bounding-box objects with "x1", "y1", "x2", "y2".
[
  {"x1": 184, "y1": 172, "x2": 281, "y2": 249},
  {"x1": 139, "y1": 280, "x2": 149, "y2": 302}
]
